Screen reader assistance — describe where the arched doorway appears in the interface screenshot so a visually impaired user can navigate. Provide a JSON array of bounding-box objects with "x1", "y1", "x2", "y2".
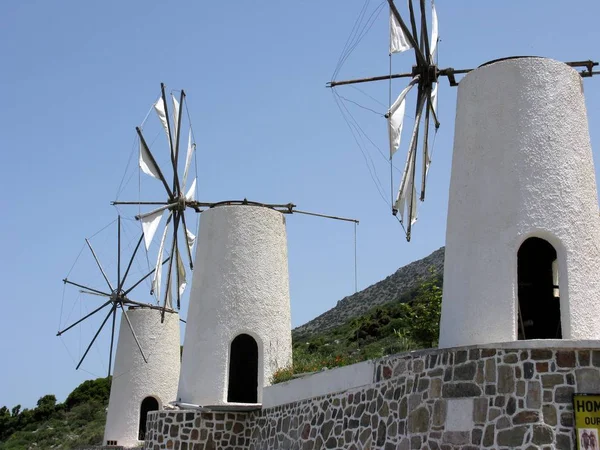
[
  {"x1": 138, "y1": 396, "x2": 159, "y2": 440},
  {"x1": 517, "y1": 237, "x2": 561, "y2": 339},
  {"x1": 227, "y1": 334, "x2": 258, "y2": 403}
]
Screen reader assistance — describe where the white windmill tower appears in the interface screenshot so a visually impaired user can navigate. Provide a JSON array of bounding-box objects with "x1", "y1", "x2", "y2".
[
  {"x1": 438, "y1": 57, "x2": 600, "y2": 347},
  {"x1": 58, "y1": 217, "x2": 180, "y2": 447},
  {"x1": 114, "y1": 84, "x2": 361, "y2": 408},
  {"x1": 329, "y1": 2, "x2": 600, "y2": 346},
  {"x1": 113, "y1": 86, "x2": 292, "y2": 409}
]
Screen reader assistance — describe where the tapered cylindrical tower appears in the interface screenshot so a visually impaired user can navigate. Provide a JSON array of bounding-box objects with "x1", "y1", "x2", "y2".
[
  {"x1": 103, "y1": 308, "x2": 180, "y2": 447},
  {"x1": 439, "y1": 57, "x2": 600, "y2": 348},
  {"x1": 177, "y1": 204, "x2": 292, "y2": 406}
]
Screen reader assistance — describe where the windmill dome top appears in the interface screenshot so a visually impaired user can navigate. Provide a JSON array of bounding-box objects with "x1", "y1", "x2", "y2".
[{"x1": 478, "y1": 55, "x2": 544, "y2": 68}]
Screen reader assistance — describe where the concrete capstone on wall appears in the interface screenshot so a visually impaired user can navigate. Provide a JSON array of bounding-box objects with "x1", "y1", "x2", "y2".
[
  {"x1": 146, "y1": 343, "x2": 600, "y2": 449},
  {"x1": 440, "y1": 57, "x2": 600, "y2": 347}
]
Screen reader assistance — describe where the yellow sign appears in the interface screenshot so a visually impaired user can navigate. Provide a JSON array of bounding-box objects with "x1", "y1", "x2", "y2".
[{"x1": 574, "y1": 394, "x2": 600, "y2": 450}]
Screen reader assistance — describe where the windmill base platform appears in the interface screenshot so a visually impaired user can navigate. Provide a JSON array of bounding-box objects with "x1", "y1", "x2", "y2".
[{"x1": 142, "y1": 340, "x2": 600, "y2": 449}]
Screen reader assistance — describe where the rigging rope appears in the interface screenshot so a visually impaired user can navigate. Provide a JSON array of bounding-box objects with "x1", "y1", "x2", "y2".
[
  {"x1": 332, "y1": 91, "x2": 389, "y2": 207},
  {"x1": 332, "y1": 1, "x2": 386, "y2": 81}
]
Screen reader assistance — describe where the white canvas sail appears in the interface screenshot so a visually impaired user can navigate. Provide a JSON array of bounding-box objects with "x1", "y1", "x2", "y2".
[
  {"x1": 152, "y1": 214, "x2": 171, "y2": 305},
  {"x1": 139, "y1": 140, "x2": 161, "y2": 179},
  {"x1": 388, "y1": 78, "x2": 419, "y2": 158},
  {"x1": 186, "y1": 227, "x2": 196, "y2": 255},
  {"x1": 177, "y1": 250, "x2": 187, "y2": 296},
  {"x1": 185, "y1": 178, "x2": 197, "y2": 202},
  {"x1": 182, "y1": 130, "x2": 195, "y2": 190},
  {"x1": 141, "y1": 210, "x2": 163, "y2": 250},
  {"x1": 390, "y1": 10, "x2": 413, "y2": 54},
  {"x1": 430, "y1": 2, "x2": 438, "y2": 59},
  {"x1": 395, "y1": 148, "x2": 418, "y2": 225},
  {"x1": 172, "y1": 95, "x2": 180, "y2": 144},
  {"x1": 154, "y1": 97, "x2": 171, "y2": 148}
]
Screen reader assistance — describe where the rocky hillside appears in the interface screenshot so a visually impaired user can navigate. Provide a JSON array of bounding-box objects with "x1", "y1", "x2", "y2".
[{"x1": 293, "y1": 247, "x2": 445, "y2": 338}]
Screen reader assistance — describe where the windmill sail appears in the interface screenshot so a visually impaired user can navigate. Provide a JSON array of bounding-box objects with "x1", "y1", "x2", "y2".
[
  {"x1": 154, "y1": 98, "x2": 171, "y2": 146},
  {"x1": 390, "y1": 9, "x2": 413, "y2": 54},
  {"x1": 388, "y1": 77, "x2": 420, "y2": 158},
  {"x1": 430, "y1": 2, "x2": 438, "y2": 59}
]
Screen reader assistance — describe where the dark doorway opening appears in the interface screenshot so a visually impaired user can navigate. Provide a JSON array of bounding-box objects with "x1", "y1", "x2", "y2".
[
  {"x1": 227, "y1": 334, "x2": 258, "y2": 403},
  {"x1": 138, "y1": 396, "x2": 159, "y2": 440},
  {"x1": 517, "y1": 237, "x2": 562, "y2": 339}
]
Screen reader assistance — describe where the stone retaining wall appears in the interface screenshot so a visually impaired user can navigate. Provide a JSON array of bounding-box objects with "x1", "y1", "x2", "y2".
[{"x1": 145, "y1": 343, "x2": 600, "y2": 449}]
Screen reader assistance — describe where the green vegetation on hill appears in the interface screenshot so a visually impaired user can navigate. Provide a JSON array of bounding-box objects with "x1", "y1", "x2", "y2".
[
  {"x1": 0, "y1": 377, "x2": 111, "y2": 450},
  {"x1": 274, "y1": 271, "x2": 442, "y2": 383}
]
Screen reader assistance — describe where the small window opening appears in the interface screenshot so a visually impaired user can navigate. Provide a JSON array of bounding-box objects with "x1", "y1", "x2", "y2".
[
  {"x1": 138, "y1": 396, "x2": 158, "y2": 440},
  {"x1": 517, "y1": 237, "x2": 562, "y2": 339},
  {"x1": 227, "y1": 334, "x2": 258, "y2": 403}
]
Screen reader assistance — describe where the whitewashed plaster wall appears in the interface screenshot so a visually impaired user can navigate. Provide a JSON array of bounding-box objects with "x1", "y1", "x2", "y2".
[
  {"x1": 177, "y1": 205, "x2": 293, "y2": 406},
  {"x1": 104, "y1": 308, "x2": 180, "y2": 448},
  {"x1": 440, "y1": 57, "x2": 600, "y2": 348}
]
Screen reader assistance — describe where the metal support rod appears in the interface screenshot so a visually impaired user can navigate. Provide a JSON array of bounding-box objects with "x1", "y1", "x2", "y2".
[
  {"x1": 180, "y1": 209, "x2": 194, "y2": 270},
  {"x1": 121, "y1": 297, "x2": 177, "y2": 314},
  {"x1": 119, "y1": 302, "x2": 148, "y2": 363},
  {"x1": 388, "y1": 0, "x2": 427, "y2": 66},
  {"x1": 119, "y1": 233, "x2": 144, "y2": 291},
  {"x1": 79, "y1": 290, "x2": 109, "y2": 298},
  {"x1": 161, "y1": 83, "x2": 182, "y2": 196},
  {"x1": 63, "y1": 279, "x2": 109, "y2": 297},
  {"x1": 135, "y1": 203, "x2": 176, "y2": 221},
  {"x1": 292, "y1": 209, "x2": 359, "y2": 224},
  {"x1": 112, "y1": 201, "x2": 170, "y2": 206},
  {"x1": 407, "y1": 0, "x2": 421, "y2": 66},
  {"x1": 76, "y1": 304, "x2": 116, "y2": 370},
  {"x1": 420, "y1": 87, "x2": 431, "y2": 201},
  {"x1": 108, "y1": 307, "x2": 116, "y2": 378},
  {"x1": 136, "y1": 127, "x2": 174, "y2": 199},
  {"x1": 86, "y1": 238, "x2": 113, "y2": 291},
  {"x1": 419, "y1": 0, "x2": 430, "y2": 63},
  {"x1": 117, "y1": 216, "x2": 121, "y2": 294},
  {"x1": 57, "y1": 300, "x2": 112, "y2": 336},
  {"x1": 124, "y1": 257, "x2": 171, "y2": 295},
  {"x1": 174, "y1": 90, "x2": 186, "y2": 178}
]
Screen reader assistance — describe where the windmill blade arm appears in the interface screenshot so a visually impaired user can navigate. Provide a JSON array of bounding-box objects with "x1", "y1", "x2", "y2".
[
  {"x1": 394, "y1": 91, "x2": 427, "y2": 212},
  {"x1": 85, "y1": 239, "x2": 113, "y2": 292},
  {"x1": 63, "y1": 279, "x2": 110, "y2": 297},
  {"x1": 387, "y1": 0, "x2": 427, "y2": 66},
  {"x1": 119, "y1": 233, "x2": 144, "y2": 291},
  {"x1": 57, "y1": 299, "x2": 113, "y2": 336},
  {"x1": 76, "y1": 304, "x2": 116, "y2": 370},
  {"x1": 160, "y1": 84, "x2": 182, "y2": 196},
  {"x1": 173, "y1": 90, "x2": 186, "y2": 177},
  {"x1": 136, "y1": 126, "x2": 174, "y2": 199},
  {"x1": 418, "y1": 0, "x2": 431, "y2": 63},
  {"x1": 135, "y1": 204, "x2": 175, "y2": 221},
  {"x1": 79, "y1": 290, "x2": 110, "y2": 298},
  {"x1": 108, "y1": 306, "x2": 116, "y2": 377},
  {"x1": 180, "y1": 210, "x2": 195, "y2": 270},
  {"x1": 119, "y1": 302, "x2": 148, "y2": 363},
  {"x1": 420, "y1": 92, "x2": 431, "y2": 201},
  {"x1": 122, "y1": 296, "x2": 177, "y2": 314},
  {"x1": 123, "y1": 257, "x2": 171, "y2": 295}
]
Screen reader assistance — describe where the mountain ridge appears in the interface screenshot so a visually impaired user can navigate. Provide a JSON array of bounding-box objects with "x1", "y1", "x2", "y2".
[{"x1": 293, "y1": 247, "x2": 445, "y2": 338}]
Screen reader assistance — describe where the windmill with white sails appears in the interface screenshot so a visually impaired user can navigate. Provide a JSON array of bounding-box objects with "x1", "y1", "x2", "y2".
[
  {"x1": 113, "y1": 83, "x2": 199, "y2": 316},
  {"x1": 328, "y1": 0, "x2": 599, "y2": 242}
]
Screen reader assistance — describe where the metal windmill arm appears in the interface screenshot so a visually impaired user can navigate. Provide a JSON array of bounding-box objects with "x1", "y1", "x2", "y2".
[{"x1": 388, "y1": 0, "x2": 427, "y2": 67}]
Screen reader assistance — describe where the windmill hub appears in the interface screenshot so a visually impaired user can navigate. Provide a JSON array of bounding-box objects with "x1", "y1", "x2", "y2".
[
  {"x1": 411, "y1": 64, "x2": 438, "y2": 85},
  {"x1": 110, "y1": 289, "x2": 126, "y2": 302}
]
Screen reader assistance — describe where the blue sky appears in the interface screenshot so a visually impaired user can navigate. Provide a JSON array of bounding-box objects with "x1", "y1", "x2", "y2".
[{"x1": 1, "y1": 0, "x2": 599, "y2": 409}]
